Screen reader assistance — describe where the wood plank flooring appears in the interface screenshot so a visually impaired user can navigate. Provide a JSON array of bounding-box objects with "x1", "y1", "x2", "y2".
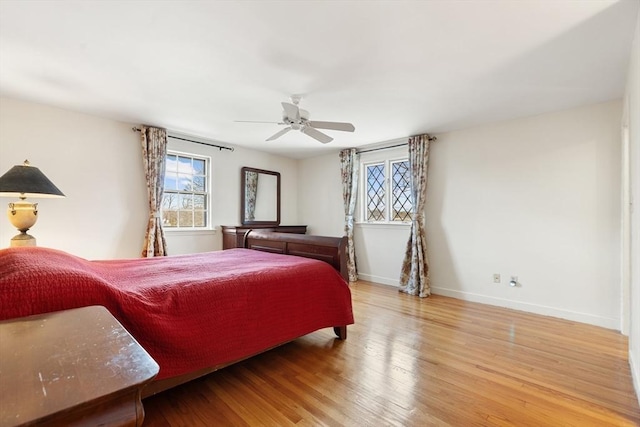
[{"x1": 142, "y1": 280, "x2": 640, "y2": 426}]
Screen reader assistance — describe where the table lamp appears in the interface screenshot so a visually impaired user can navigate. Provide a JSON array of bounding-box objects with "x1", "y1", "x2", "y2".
[{"x1": 0, "y1": 160, "x2": 65, "y2": 247}]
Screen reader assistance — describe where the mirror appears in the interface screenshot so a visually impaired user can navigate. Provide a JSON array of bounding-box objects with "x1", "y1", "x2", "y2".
[{"x1": 241, "y1": 167, "x2": 281, "y2": 225}]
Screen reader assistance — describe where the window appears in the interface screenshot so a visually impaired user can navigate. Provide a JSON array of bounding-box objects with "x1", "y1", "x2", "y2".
[
  {"x1": 363, "y1": 159, "x2": 412, "y2": 222},
  {"x1": 162, "y1": 151, "x2": 210, "y2": 228}
]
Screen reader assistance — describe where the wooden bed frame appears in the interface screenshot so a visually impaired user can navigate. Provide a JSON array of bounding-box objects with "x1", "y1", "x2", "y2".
[
  {"x1": 243, "y1": 230, "x2": 348, "y2": 282},
  {"x1": 143, "y1": 230, "x2": 349, "y2": 398}
]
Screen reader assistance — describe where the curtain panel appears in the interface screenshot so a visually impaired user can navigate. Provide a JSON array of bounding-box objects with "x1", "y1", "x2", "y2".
[
  {"x1": 399, "y1": 134, "x2": 431, "y2": 297},
  {"x1": 140, "y1": 125, "x2": 168, "y2": 257},
  {"x1": 339, "y1": 148, "x2": 359, "y2": 282},
  {"x1": 244, "y1": 171, "x2": 259, "y2": 221}
]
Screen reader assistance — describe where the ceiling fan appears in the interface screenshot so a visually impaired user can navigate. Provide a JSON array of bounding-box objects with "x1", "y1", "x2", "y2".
[{"x1": 237, "y1": 95, "x2": 355, "y2": 144}]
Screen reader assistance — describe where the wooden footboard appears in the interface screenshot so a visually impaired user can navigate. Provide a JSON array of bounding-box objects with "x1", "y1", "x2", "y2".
[{"x1": 243, "y1": 230, "x2": 349, "y2": 282}]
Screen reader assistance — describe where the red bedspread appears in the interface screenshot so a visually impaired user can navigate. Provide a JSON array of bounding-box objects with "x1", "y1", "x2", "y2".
[{"x1": 0, "y1": 247, "x2": 353, "y2": 380}]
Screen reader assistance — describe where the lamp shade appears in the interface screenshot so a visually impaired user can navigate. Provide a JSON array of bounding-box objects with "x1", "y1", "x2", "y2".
[{"x1": 0, "y1": 161, "x2": 65, "y2": 198}]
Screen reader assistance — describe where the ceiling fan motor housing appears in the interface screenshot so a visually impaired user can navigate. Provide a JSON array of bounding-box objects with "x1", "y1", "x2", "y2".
[
  {"x1": 283, "y1": 108, "x2": 310, "y2": 126},
  {"x1": 261, "y1": 98, "x2": 354, "y2": 143}
]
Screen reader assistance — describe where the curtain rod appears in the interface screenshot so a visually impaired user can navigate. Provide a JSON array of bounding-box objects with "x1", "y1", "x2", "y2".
[
  {"x1": 357, "y1": 142, "x2": 407, "y2": 154},
  {"x1": 357, "y1": 135, "x2": 437, "y2": 154},
  {"x1": 132, "y1": 127, "x2": 234, "y2": 152}
]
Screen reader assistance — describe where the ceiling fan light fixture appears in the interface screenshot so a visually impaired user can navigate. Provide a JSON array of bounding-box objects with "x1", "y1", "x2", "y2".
[{"x1": 240, "y1": 96, "x2": 355, "y2": 144}]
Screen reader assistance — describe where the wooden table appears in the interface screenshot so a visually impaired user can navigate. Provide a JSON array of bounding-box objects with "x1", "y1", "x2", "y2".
[{"x1": 0, "y1": 306, "x2": 159, "y2": 426}]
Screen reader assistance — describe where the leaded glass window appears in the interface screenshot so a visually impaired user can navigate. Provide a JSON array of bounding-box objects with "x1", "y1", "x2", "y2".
[
  {"x1": 391, "y1": 160, "x2": 412, "y2": 221},
  {"x1": 362, "y1": 159, "x2": 413, "y2": 223},
  {"x1": 366, "y1": 163, "x2": 386, "y2": 221}
]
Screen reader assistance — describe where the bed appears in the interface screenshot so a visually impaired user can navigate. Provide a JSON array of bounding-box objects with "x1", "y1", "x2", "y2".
[{"x1": 0, "y1": 230, "x2": 353, "y2": 396}]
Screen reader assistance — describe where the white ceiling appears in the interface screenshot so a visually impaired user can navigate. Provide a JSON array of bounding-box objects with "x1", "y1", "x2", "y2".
[{"x1": 0, "y1": 1, "x2": 638, "y2": 158}]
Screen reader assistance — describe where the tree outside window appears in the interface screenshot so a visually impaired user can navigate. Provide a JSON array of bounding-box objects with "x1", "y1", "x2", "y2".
[{"x1": 162, "y1": 152, "x2": 209, "y2": 228}]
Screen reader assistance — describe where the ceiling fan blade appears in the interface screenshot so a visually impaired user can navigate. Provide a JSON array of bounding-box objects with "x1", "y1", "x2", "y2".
[
  {"x1": 235, "y1": 120, "x2": 283, "y2": 124},
  {"x1": 281, "y1": 102, "x2": 300, "y2": 121},
  {"x1": 308, "y1": 121, "x2": 355, "y2": 132},
  {"x1": 266, "y1": 127, "x2": 292, "y2": 141},
  {"x1": 302, "y1": 126, "x2": 333, "y2": 144}
]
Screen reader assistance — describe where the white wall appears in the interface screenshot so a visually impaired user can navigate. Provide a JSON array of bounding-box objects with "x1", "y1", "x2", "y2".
[
  {"x1": 353, "y1": 223, "x2": 410, "y2": 285},
  {"x1": 298, "y1": 152, "x2": 343, "y2": 236},
  {"x1": 624, "y1": 8, "x2": 640, "y2": 405},
  {"x1": 0, "y1": 97, "x2": 299, "y2": 259},
  {"x1": 0, "y1": 97, "x2": 147, "y2": 259},
  {"x1": 429, "y1": 100, "x2": 622, "y2": 329},
  {"x1": 300, "y1": 101, "x2": 623, "y2": 330}
]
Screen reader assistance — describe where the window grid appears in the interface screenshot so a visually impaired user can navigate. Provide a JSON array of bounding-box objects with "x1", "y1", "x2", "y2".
[
  {"x1": 162, "y1": 152, "x2": 209, "y2": 228},
  {"x1": 366, "y1": 163, "x2": 386, "y2": 221},
  {"x1": 362, "y1": 159, "x2": 413, "y2": 223},
  {"x1": 391, "y1": 160, "x2": 412, "y2": 221}
]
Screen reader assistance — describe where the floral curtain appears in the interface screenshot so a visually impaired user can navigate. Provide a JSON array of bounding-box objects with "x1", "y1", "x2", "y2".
[
  {"x1": 339, "y1": 148, "x2": 359, "y2": 282},
  {"x1": 244, "y1": 171, "x2": 259, "y2": 221},
  {"x1": 140, "y1": 125, "x2": 168, "y2": 257},
  {"x1": 399, "y1": 134, "x2": 431, "y2": 297}
]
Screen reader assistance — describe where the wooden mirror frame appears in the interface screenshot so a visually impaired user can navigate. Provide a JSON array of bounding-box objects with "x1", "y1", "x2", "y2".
[{"x1": 240, "y1": 167, "x2": 281, "y2": 226}]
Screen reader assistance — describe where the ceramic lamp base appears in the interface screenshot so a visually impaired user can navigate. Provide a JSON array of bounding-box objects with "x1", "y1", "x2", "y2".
[{"x1": 11, "y1": 231, "x2": 36, "y2": 247}]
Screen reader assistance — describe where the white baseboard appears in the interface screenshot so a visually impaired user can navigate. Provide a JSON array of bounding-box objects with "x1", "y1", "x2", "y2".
[
  {"x1": 631, "y1": 350, "x2": 640, "y2": 406},
  {"x1": 356, "y1": 273, "x2": 398, "y2": 287},
  {"x1": 430, "y1": 286, "x2": 619, "y2": 330},
  {"x1": 355, "y1": 275, "x2": 619, "y2": 330}
]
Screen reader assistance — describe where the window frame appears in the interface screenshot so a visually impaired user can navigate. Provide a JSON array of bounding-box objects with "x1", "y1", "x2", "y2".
[
  {"x1": 162, "y1": 149, "x2": 213, "y2": 231},
  {"x1": 360, "y1": 156, "x2": 413, "y2": 224}
]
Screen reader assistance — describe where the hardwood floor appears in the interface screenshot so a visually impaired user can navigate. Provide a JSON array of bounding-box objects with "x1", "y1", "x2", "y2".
[{"x1": 143, "y1": 280, "x2": 640, "y2": 426}]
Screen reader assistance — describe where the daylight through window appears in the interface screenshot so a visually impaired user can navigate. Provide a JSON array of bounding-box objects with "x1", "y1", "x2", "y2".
[
  {"x1": 162, "y1": 152, "x2": 209, "y2": 228},
  {"x1": 364, "y1": 159, "x2": 413, "y2": 223},
  {"x1": 365, "y1": 163, "x2": 386, "y2": 221}
]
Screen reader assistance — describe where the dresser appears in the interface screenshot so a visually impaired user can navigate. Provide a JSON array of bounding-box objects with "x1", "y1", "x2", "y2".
[
  {"x1": 221, "y1": 224, "x2": 307, "y2": 249},
  {"x1": 0, "y1": 306, "x2": 159, "y2": 427}
]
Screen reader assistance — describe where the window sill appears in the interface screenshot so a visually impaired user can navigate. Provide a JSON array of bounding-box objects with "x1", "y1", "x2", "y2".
[
  {"x1": 163, "y1": 228, "x2": 217, "y2": 236},
  {"x1": 355, "y1": 222, "x2": 411, "y2": 230}
]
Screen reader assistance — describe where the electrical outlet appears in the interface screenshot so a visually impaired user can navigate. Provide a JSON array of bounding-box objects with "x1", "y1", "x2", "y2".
[{"x1": 493, "y1": 273, "x2": 501, "y2": 283}]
